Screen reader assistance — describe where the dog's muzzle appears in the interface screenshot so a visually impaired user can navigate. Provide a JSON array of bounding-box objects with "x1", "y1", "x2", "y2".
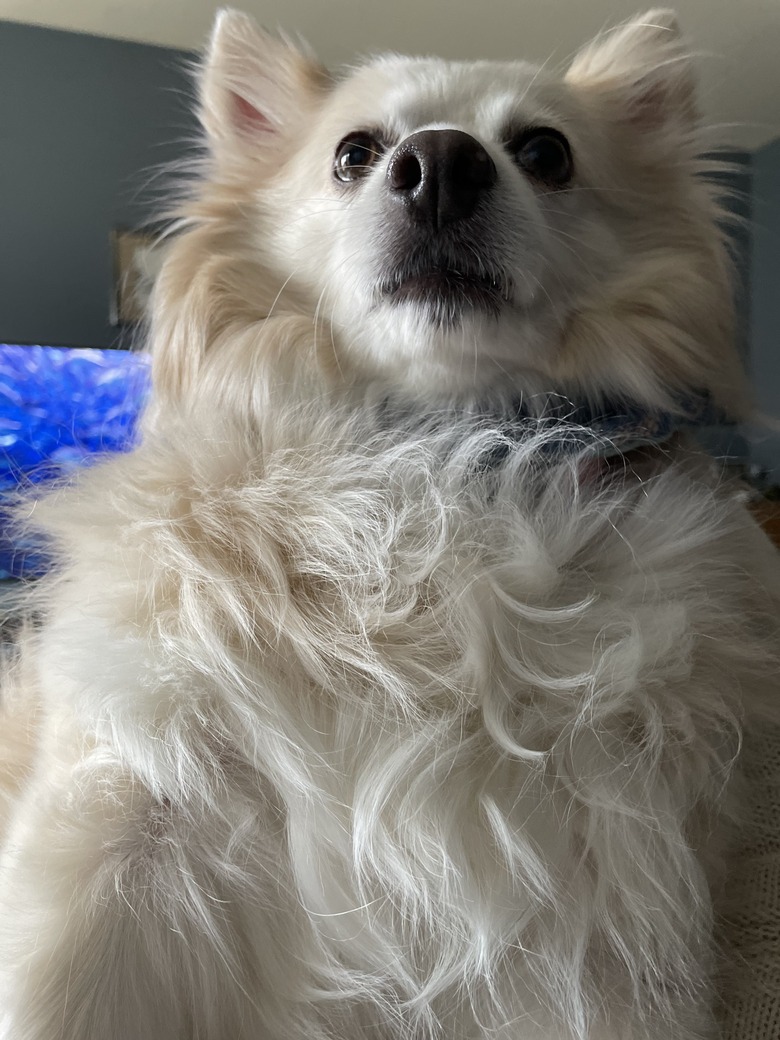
[{"x1": 379, "y1": 130, "x2": 508, "y2": 322}]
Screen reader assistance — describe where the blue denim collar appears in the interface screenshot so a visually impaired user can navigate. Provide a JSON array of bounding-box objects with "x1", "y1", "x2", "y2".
[{"x1": 504, "y1": 390, "x2": 727, "y2": 458}]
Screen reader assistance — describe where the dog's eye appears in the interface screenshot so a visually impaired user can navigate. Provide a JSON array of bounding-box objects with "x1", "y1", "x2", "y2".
[
  {"x1": 508, "y1": 128, "x2": 573, "y2": 188},
  {"x1": 334, "y1": 133, "x2": 384, "y2": 183}
]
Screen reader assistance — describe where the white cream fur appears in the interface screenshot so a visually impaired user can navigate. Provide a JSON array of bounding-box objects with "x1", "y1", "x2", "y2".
[{"x1": 0, "y1": 9, "x2": 778, "y2": 1039}]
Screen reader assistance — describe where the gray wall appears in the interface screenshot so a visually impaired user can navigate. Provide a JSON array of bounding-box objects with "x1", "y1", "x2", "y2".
[
  {"x1": 0, "y1": 21, "x2": 196, "y2": 348},
  {"x1": 718, "y1": 152, "x2": 752, "y2": 365},
  {"x1": 683, "y1": 153, "x2": 752, "y2": 463},
  {"x1": 749, "y1": 137, "x2": 780, "y2": 479}
]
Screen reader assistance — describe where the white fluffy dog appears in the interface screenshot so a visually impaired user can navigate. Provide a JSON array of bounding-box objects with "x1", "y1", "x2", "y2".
[{"x1": 1, "y1": 9, "x2": 778, "y2": 1039}]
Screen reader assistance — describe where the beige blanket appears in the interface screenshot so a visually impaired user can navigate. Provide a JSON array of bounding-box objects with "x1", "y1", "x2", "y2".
[{"x1": 721, "y1": 724, "x2": 780, "y2": 1038}]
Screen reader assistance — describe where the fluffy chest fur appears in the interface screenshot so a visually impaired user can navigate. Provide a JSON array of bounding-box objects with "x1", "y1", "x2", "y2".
[{"x1": 10, "y1": 414, "x2": 775, "y2": 1039}]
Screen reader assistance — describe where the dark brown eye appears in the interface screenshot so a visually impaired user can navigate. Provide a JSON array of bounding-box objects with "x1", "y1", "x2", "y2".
[
  {"x1": 508, "y1": 128, "x2": 573, "y2": 188},
  {"x1": 334, "y1": 133, "x2": 384, "y2": 183}
]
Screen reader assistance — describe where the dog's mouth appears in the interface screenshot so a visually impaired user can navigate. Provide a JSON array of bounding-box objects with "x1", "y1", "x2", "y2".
[{"x1": 380, "y1": 266, "x2": 512, "y2": 322}]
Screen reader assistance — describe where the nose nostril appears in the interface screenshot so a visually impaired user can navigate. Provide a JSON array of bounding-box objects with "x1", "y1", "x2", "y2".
[{"x1": 388, "y1": 152, "x2": 423, "y2": 192}]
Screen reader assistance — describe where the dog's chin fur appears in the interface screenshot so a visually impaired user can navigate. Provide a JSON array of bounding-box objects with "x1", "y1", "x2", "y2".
[{"x1": 1, "y1": 9, "x2": 778, "y2": 1040}]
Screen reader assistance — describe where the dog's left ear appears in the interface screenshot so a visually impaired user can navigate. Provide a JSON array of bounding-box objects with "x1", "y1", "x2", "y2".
[
  {"x1": 199, "y1": 9, "x2": 330, "y2": 159},
  {"x1": 565, "y1": 9, "x2": 697, "y2": 134}
]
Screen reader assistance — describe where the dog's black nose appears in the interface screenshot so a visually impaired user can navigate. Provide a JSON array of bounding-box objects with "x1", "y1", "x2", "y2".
[{"x1": 385, "y1": 130, "x2": 497, "y2": 228}]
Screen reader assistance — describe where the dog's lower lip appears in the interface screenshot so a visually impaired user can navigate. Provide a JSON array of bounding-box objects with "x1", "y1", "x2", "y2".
[{"x1": 383, "y1": 269, "x2": 507, "y2": 308}]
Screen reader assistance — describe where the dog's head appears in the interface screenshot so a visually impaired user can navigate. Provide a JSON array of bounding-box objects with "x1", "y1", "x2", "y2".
[{"x1": 151, "y1": 9, "x2": 745, "y2": 421}]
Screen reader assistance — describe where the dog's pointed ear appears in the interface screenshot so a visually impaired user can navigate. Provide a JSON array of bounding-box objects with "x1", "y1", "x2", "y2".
[
  {"x1": 565, "y1": 10, "x2": 697, "y2": 133},
  {"x1": 199, "y1": 9, "x2": 329, "y2": 155}
]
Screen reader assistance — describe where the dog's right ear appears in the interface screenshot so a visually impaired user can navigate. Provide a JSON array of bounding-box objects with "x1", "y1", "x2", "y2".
[
  {"x1": 199, "y1": 9, "x2": 329, "y2": 159},
  {"x1": 565, "y1": 10, "x2": 696, "y2": 137}
]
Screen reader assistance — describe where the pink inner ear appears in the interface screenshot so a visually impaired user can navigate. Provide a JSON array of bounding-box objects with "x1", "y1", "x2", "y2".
[
  {"x1": 627, "y1": 81, "x2": 669, "y2": 130},
  {"x1": 231, "y1": 91, "x2": 274, "y2": 134},
  {"x1": 625, "y1": 72, "x2": 695, "y2": 132}
]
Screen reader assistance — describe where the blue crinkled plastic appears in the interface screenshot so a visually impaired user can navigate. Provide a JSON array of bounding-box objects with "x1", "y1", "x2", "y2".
[{"x1": 0, "y1": 345, "x2": 150, "y2": 579}]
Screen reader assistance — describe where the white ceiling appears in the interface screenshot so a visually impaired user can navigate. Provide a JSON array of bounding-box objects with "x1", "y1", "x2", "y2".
[{"x1": 2, "y1": 0, "x2": 779, "y2": 148}]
